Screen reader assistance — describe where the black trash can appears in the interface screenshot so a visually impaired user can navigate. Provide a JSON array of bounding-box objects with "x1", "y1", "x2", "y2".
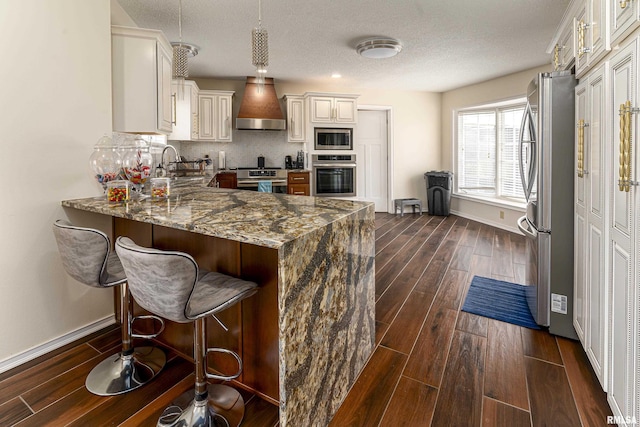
[{"x1": 424, "y1": 171, "x2": 453, "y2": 216}]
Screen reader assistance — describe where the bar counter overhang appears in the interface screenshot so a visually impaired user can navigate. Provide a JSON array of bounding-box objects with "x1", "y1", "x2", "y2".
[{"x1": 62, "y1": 186, "x2": 375, "y2": 426}]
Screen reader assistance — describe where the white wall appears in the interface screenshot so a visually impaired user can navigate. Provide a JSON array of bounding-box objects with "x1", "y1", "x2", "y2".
[
  {"x1": 441, "y1": 64, "x2": 552, "y2": 231},
  {"x1": 0, "y1": 0, "x2": 114, "y2": 367}
]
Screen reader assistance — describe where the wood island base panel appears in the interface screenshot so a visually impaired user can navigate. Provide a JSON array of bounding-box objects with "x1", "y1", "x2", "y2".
[{"x1": 62, "y1": 187, "x2": 375, "y2": 427}]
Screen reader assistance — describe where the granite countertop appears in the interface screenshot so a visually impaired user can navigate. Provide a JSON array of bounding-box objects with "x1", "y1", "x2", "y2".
[{"x1": 62, "y1": 187, "x2": 372, "y2": 249}]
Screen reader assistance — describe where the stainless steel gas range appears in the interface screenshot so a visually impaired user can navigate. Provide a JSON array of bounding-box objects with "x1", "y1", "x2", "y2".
[{"x1": 235, "y1": 168, "x2": 288, "y2": 193}]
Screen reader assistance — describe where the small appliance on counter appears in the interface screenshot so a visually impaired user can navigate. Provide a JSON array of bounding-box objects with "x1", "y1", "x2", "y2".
[
  {"x1": 258, "y1": 155, "x2": 265, "y2": 169},
  {"x1": 296, "y1": 151, "x2": 305, "y2": 169},
  {"x1": 285, "y1": 155, "x2": 293, "y2": 169}
]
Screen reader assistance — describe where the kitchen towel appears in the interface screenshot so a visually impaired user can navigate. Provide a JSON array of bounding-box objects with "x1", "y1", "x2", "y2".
[
  {"x1": 258, "y1": 181, "x2": 272, "y2": 193},
  {"x1": 461, "y1": 276, "x2": 541, "y2": 329}
]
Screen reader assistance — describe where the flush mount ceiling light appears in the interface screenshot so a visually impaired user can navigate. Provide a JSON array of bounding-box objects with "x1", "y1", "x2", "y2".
[{"x1": 356, "y1": 38, "x2": 403, "y2": 59}]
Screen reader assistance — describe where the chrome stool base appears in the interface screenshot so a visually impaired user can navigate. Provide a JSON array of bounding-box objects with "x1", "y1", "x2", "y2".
[
  {"x1": 157, "y1": 384, "x2": 245, "y2": 427},
  {"x1": 85, "y1": 346, "x2": 166, "y2": 396}
]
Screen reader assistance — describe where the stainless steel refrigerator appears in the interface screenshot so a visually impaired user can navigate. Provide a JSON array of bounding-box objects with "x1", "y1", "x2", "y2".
[{"x1": 516, "y1": 71, "x2": 578, "y2": 339}]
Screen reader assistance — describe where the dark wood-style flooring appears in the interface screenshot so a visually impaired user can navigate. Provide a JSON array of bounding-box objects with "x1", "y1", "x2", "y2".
[{"x1": 0, "y1": 213, "x2": 612, "y2": 426}]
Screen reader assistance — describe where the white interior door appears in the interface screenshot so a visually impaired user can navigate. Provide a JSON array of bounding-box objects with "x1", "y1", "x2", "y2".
[{"x1": 356, "y1": 110, "x2": 388, "y2": 211}]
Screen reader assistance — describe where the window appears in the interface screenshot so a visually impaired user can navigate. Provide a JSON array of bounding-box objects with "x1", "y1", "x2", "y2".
[{"x1": 456, "y1": 100, "x2": 526, "y2": 203}]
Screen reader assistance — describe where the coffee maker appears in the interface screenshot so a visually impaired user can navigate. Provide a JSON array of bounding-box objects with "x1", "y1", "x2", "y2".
[{"x1": 285, "y1": 155, "x2": 293, "y2": 169}]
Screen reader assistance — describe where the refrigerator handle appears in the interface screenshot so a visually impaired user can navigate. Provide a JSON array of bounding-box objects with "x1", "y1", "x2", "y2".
[
  {"x1": 518, "y1": 103, "x2": 530, "y2": 197},
  {"x1": 517, "y1": 215, "x2": 537, "y2": 239}
]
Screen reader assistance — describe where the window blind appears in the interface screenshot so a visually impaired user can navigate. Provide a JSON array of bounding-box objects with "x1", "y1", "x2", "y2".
[
  {"x1": 458, "y1": 111, "x2": 496, "y2": 194},
  {"x1": 456, "y1": 103, "x2": 525, "y2": 202}
]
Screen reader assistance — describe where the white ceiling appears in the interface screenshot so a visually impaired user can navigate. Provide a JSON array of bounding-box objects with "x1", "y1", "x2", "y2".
[{"x1": 116, "y1": 0, "x2": 570, "y2": 92}]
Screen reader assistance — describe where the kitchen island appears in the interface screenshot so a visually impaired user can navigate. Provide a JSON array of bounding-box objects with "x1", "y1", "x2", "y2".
[{"x1": 62, "y1": 186, "x2": 375, "y2": 426}]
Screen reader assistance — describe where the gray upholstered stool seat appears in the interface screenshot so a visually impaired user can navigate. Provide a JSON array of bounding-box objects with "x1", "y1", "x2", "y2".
[
  {"x1": 115, "y1": 236, "x2": 258, "y2": 427},
  {"x1": 52, "y1": 220, "x2": 166, "y2": 396}
]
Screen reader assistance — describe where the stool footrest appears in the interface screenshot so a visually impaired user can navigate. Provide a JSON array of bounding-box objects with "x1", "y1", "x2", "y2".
[
  {"x1": 206, "y1": 347, "x2": 243, "y2": 381},
  {"x1": 131, "y1": 314, "x2": 165, "y2": 339}
]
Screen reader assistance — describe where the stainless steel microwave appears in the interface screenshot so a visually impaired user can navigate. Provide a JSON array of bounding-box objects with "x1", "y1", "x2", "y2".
[{"x1": 314, "y1": 128, "x2": 353, "y2": 150}]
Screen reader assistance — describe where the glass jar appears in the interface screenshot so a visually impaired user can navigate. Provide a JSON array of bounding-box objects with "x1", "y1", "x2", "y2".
[
  {"x1": 89, "y1": 134, "x2": 122, "y2": 191},
  {"x1": 151, "y1": 177, "x2": 171, "y2": 199},
  {"x1": 121, "y1": 135, "x2": 153, "y2": 191},
  {"x1": 106, "y1": 180, "x2": 130, "y2": 203}
]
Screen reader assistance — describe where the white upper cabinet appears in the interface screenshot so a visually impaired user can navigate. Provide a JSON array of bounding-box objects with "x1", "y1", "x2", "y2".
[
  {"x1": 285, "y1": 95, "x2": 306, "y2": 143},
  {"x1": 198, "y1": 90, "x2": 234, "y2": 142},
  {"x1": 610, "y1": 0, "x2": 640, "y2": 46},
  {"x1": 306, "y1": 94, "x2": 358, "y2": 124},
  {"x1": 111, "y1": 26, "x2": 173, "y2": 134},
  {"x1": 550, "y1": 0, "x2": 610, "y2": 77},
  {"x1": 575, "y1": 0, "x2": 611, "y2": 77},
  {"x1": 168, "y1": 80, "x2": 199, "y2": 141}
]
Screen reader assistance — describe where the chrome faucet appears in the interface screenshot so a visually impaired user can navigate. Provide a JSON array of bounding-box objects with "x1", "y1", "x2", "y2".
[{"x1": 160, "y1": 145, "x2": 179, "y2": 177}]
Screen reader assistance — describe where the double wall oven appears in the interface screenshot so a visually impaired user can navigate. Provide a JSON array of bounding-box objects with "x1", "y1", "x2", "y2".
[{"x1": 312, "y1": 154, "x2": 356, "y2": 197}]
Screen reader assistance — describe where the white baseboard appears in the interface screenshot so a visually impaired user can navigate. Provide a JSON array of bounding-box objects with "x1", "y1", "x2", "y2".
[
  {"x1": 450, "y1": 209, "x2": 519, "y2": 234},
  {"x1": 0, "y1": 316, "x2": 115, "y2": 374}
]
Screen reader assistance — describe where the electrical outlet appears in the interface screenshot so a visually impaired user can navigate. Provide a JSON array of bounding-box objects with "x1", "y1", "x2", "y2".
[{"x1": 499, "y1": 210, "x2": 505, "y2": 219}]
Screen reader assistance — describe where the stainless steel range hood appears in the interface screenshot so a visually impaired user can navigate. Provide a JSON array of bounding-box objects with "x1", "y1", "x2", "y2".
[{"x1": 236, "y1": 77, "x2": 286, "y2": 130}]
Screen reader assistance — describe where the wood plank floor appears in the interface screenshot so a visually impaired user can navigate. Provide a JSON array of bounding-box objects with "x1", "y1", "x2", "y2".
[{"x1": 0, "y1": 213, "x2": 612, "y2": 426}]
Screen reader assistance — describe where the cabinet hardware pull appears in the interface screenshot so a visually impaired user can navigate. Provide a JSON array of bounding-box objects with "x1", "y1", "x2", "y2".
[
  {"x1": 618, "y1": 101, "x2": 637, "y2": 192},
  {"x1": 620, "y1": 0, "x2": 628, "y2": 9},
  {"x1": 577, "y1": 20, "x2": 592, "y2": 58},
  {"x1": 172, "y1": 94, "x2": 177, "y2": 125},
  {"x1": 577, "y1": 119, "x2": 587, "y2": 178}
]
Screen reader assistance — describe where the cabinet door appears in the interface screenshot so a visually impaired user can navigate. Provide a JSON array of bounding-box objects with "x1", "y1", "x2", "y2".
[
  {"x1": 112, "y1": 26, "x2": 172, "y2": 134},
  {"x1": 611, "y1": 0, "x2": 640, "y2": 47},
  {"x1": 310, "y1": 97, "x2": 334, "y2": 122},
  {"x1": 157, "y1": 41, "x2": 173, "y2": 133},
  {"x1": 287, "y1": 97, "x2": 306, "y2": 142},
  {"x1": 574, "y1": 79, "x2": 588, "y2": 344},
  {"x1": 576, "y1": 5, "x2": 590, "y2": 76},
  {"x1": 590, "y1": 0, "x2": 610, "y2": 62},
  {"x1": 215, "y1": 94, "x2": 233, "y2": 142},
  {"x1": 334, "y1": 98, "x2": 357, "y2": 123},
  {"x1": 191, "y1": 83, "x2": 199, "y2": 140},
  {"x1": 199, "y1": 94, "x2": 216, "y2": 140},
  {"x1": 608, "y1": 38, "x2": 638, "y2": 424},
  {"x1": 586, "y1": 65, "x2": 609, "y2": 389},
  {"x1": 169, "y1": 80, "x2": 198, "y2": 141},
  {"x1": 559, "y1": 19, "x2": 576, "y2": 70}
]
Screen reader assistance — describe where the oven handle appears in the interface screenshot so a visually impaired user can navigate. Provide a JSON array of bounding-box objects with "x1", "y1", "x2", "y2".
[{"x1": 312, "y1": 163, "x2": 356, "y2": 168}]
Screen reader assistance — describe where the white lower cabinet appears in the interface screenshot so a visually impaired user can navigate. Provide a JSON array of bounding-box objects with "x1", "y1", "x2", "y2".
[
  {"x1": 606, "y1": 37, "x2": 639, "y2": 426},
  {"x1": 572, "y1": 31, "x2": 640, "y2": 426},
  {"x1": 574, "y1": 63, "x2": 609, "y2": 390}
]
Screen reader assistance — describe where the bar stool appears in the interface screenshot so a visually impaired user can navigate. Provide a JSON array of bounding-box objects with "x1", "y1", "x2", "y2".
[
  {"x1": 115, "y1": 236, "x2": 258, "y2": 427},
  {"x1": 52, "y1": 220, "x2": 166, "y2": 396}
]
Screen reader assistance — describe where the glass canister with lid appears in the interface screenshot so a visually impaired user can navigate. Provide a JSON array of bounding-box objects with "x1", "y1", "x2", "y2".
[
  {"x1": 120, "y1": 135, "x2": 153, "y2": 192},
  {"x1": 89, "y1": 134, "x2": 122, "y2": 191}
]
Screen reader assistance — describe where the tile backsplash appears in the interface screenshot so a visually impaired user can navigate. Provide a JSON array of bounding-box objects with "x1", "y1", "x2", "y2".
[{"x1": 175, "y1": 130, "x2": 305, "y2": 170}]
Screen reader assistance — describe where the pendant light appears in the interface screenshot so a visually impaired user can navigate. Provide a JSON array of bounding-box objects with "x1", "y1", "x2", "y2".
[
  {"x1": 251, "y1": 0, "x2": 269, "y2": 93},
  {"x1": 172, "y1": 0, "x2": 198, "y2": 94}
]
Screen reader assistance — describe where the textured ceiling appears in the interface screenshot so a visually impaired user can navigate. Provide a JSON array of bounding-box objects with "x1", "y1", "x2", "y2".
[{"x1": 116, "y1": 0, "x2": 569, "y2": 92}]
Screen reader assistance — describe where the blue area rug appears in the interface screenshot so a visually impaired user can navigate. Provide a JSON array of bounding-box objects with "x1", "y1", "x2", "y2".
[{"x1": 462, "y1": 276, "x2": 541, "y2": 330}]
